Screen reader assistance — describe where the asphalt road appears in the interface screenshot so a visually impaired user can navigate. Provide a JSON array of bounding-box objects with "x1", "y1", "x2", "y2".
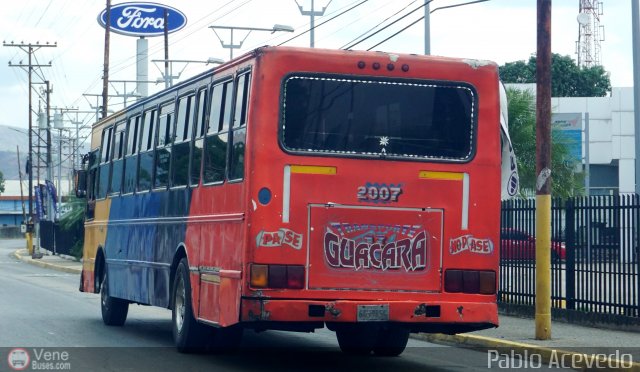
[{"x1": 0, "y1": 240, "x2": 564, "y2": 371}]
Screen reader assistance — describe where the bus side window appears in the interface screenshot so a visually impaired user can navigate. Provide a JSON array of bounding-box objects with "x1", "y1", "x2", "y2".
[
  {"x1": 154, "y1": 102, "x2": 174, "y2": 189},
  {"x1": 190, "y1": 88, "x2": 207, "y2": 186},
  {"x1": 171, "y1": 94, "x2": 194, "y2": 188},
  {"x1": 97, "y1": 126, "x2": 113, "y2": 199},
  {"x1": 86, "y1": 149, "x2": 99, "y2": 220},
  {"x1": 138, "y1": 109, "x2": 156, "y2": 192},
  {"x1": 229, "y1": 72, "x2": 250, "y2": 181},
  {"x1": 109, "y1": 121, "x2": 126, "y2": 196},
  {"x1": 203, "y1": 80, "x2": 231, "y2": 184},
  {"x1": 123, "y1": 115, "x2": 140, "y2": 194}
]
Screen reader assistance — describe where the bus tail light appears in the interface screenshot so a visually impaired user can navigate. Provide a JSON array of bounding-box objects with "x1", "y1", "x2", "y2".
[
  {"x1": 286, "y1": 266, "x2": 304, "y2": 289},
  {"x1": 250, "y1": 264, "x2": 269, "y2": 288},
  {"x1": 251, "y1": 264, "x2": 305, "y2": 289},
  {"x1": 445, "y1": 270, "x2": 495, "y2": 294}
]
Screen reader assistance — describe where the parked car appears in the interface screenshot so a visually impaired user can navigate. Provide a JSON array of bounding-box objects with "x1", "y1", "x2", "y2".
[{"x1": 500, "y1": 228, "x2": 566, "y2": 260}]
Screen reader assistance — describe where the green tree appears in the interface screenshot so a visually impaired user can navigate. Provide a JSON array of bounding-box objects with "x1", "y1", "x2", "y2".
[
  {"x1": 506, "y1": 87, "x2": 584, "y2": 198},
  {"x1": 0, "y1": 171, "x2": 4, "y2": 194},
  {"x1": 499, "y1": 54, "x2": 611, "y2": 97}
]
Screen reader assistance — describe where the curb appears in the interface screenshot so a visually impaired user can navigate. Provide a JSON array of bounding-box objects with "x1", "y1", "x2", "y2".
[
  {"x1": 13, "y1": 249, "x2": 82, "y2": 275},
  {"x1": 414, "y1": 333, "x2": 640, "y2": 371}
]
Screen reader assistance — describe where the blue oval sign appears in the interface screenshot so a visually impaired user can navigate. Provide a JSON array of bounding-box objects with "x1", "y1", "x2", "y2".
[{"x1": 98, "y1": 2, "x2": 187, "y2": 37}]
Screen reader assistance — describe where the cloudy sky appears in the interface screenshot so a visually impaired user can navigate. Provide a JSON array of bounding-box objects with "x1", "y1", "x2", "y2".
[{"x1": 0, "y1": 0, "x2": 634, "y2": 137}]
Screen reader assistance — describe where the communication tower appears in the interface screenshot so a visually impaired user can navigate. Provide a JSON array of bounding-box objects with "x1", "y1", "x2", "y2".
[{"x1": 576, "y1": 0, "x2": 604, "y2": 68}]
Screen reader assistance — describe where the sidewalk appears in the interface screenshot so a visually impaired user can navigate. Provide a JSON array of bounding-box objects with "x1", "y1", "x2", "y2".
[
  {"x1": 12, "y1": 247, "x2": 640, "y2": 370},
  {"x1": 13, "y1": 248, "x2": 82, "y2": 275}
]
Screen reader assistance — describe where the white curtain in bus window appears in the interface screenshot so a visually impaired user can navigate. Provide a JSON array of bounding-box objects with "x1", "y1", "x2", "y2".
[{"x1": 281, "y1": 75, "x2": 476, "y2": 161}]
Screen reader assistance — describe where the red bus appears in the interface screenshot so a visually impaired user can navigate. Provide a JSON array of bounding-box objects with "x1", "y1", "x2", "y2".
[{"x1": 76, "y1": 46, "x2": 506, "y2": 356}]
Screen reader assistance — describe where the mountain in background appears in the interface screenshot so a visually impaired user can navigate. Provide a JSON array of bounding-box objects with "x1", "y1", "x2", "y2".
[{"x1": 0, "y1": 125, "x2": 29, "y2": 180}]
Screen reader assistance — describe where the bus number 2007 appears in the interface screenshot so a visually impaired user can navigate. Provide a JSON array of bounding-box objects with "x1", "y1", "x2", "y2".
[{"x1": 357, "y1": 185, "x2": 402, "y2": 203}]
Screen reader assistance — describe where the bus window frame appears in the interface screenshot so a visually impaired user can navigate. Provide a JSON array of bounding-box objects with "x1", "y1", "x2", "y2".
[
  {"x1": 170, "y1": 90, "x2": 196, "y2": 190},
  {"x1": 136, "y1": 106, "x2": 158, "y2": 194},
  {"x1": 227, "y1": 70, "x2": 251, "y2": 184},
  {"x1": 122, "y1": 113, "x2": 141, "y2": 196},
  {"x1": 96, "y1": 125, "x2": 114, "y2": 201},
  {"x1": 202, "y1": 76, "x2": 233, "y2": 187},
  {"x1": 108, "y1": 120, "x2": 127, "y2": 197},
  {"x1": 189, "y1": 86, "x2": 208, "y2": 187},
  {"x1": 152, "y1": 99, "x2": 175, "y2": 191},
  {"x1": 277, "y1": 73, "x2": 478, "y2": 164}
]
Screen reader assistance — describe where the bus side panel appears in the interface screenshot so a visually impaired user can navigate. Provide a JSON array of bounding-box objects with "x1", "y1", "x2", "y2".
[
  {"x1": 187, "y1": 182, "x2": 246, "y2": 327},
  {"x1": 81, "y1": 198, "x2": 111, "y2": 293},
  {"x1": 104, "y1": 189, "x2": 191, "y2": 307}
]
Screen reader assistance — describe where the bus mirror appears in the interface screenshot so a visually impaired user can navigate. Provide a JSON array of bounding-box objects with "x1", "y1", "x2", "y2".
[{"x1": 74, "y1": 170, "x2": 87, "y2": 198}]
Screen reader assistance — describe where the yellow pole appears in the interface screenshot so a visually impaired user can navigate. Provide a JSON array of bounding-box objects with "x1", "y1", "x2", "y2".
[
  {"x1": 535, "y1": 0, "x2": 552, "y2": 340},
  {"x1": 535, "y1": 195, "x2": 551, "y2": 339},
  {"x1": 26, "y1": 231, "x2": 33, "y2": 255}
]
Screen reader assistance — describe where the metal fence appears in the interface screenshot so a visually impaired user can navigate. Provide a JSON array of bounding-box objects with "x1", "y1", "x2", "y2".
[{"x1": 499, "y1": 195, "x2": 640, "y2": 323}]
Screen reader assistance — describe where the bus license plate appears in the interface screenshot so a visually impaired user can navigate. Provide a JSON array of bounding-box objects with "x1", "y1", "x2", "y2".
[{"x1": 357, "y1": 305, "x2": 389, "y2": 322}]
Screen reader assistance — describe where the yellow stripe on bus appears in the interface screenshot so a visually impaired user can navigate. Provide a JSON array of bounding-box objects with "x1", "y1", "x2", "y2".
[
  {"x1": 419, "y1": 171, "x2": 464, "y2": 181},
  {"x1": 290, "y1": 165, "x2": 337, "y2": 175}
]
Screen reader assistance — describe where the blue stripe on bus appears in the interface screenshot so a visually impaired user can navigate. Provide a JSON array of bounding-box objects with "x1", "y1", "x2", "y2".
[{"x1": 104, "y1": 188, "x2": 193, "y2": 307}]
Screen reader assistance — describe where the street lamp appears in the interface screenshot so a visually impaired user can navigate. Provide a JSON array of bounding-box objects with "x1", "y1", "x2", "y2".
[{"x1": 209, "y1": 24, "x2": 295, "y2": 60}]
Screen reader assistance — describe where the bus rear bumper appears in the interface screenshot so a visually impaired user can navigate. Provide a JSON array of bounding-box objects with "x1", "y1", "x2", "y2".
[{"x1": 240, "y1": 298, "x2": 498, "y2": 333}]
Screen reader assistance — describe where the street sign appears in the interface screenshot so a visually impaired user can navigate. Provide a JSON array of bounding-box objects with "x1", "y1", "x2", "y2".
[{"x1": 97, "y1": 2, "x2": 187, "y2": 37}]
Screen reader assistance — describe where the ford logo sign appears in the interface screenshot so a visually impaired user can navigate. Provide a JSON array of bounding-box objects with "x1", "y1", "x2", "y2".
[{"x1": 98, "y1": 2, "x2": 187, "y2": 37}]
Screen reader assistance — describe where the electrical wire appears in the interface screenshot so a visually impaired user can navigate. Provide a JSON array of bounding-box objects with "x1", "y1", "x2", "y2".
[
  {"x1": 277, "y1": 0, "x2": 369, "y2": 46},
  {"x1": 368, "y1": 0, "x2": 490, "y2": 50},
  {"x1": 339, "y1": 0, "x2": 418, "y2": 50},
  {"x1": 366, "y1": 16, "x2": 424, "y2": 51},
  {"x1": 345, "y1": 0, "x2": 432, "y2": 50}
]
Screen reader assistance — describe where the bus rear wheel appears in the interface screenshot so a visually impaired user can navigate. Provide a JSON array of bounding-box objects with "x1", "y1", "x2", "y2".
[
  {"x1": 100, "y1": 267, "x2": 129, "y2": 326},
  {"x1": 373, "y1": 326, "x2": 410, "y2": 357},
  {"x1": 335, "y1": 324, "x2": 378, "y2": 355},
  {"x1": 172, "y1": 258, "x2": 207, "y2": 353},
  {"x1": 207, "y1": 325, "x2": 243, "y2": 353}
]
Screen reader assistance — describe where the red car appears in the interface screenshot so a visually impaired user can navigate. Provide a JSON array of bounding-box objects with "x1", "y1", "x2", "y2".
[{"x1": 500, "y1": 228, "x2": 566, "y2": 260}]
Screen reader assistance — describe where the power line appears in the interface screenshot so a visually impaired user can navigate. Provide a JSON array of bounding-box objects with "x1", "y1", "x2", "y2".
[
  {"x1": 340, "y1": 0, "x2": 418, "y2": 50},
  {"x1": 352, "y1": 0, "x2": 489, "y2": 51},
  {"x1": 344, "y1": 0, "x2": 432, "y2": 50},
  {"x1": 278, "y1": 0, "x2": 369, "y2": 46},
  {"x1": 366, "y1": 16, "x2": 423, "y2": 51}
]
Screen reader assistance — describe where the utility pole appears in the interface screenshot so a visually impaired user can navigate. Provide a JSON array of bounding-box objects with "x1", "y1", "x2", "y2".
[
  {"x1": 633, "y1": 0, "x2": 640, "y2": 195},
  {"x1": 102, "y1": 0, "x2": 111, "y2": 119},
  {"x1": 295, "y1": 0, "x2": 332, "y2": 47},
  {"x1": 424, "y1": 0, "x2": 431, "y2": 54},
  {"x1": 535, "y1": 0, "x2": 552, "y2": 341},
  {"x1": 164, "y1": 9, "x2": 170, "y2": 89},
  {"x1": 3, "y1": 41, "x2": 56, "y2": 256}
]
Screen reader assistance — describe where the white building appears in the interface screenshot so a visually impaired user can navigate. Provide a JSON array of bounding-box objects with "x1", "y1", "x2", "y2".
[
  {"x1": 508, "y1": 85, "x2": 634, "y2": 195},
  {"x1": 553, "y1": 87, "x2": 634, "y2": 195}
]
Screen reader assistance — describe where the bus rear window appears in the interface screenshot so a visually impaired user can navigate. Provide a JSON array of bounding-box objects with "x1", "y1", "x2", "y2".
[{"x1": 281, "y1": 75, "x2": 476, "y2": 161}]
